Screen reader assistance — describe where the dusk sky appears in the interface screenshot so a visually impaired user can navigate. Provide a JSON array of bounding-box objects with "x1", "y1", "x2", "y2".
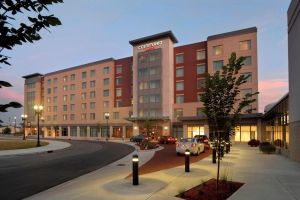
[{"x1": 0, "y1": 0, "x2": 290, "y2": 125}]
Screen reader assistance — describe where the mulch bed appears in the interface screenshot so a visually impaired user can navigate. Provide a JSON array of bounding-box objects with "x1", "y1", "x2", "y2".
[{"x1": 176, "y1": 178, "x2": 244, "y2": 200}]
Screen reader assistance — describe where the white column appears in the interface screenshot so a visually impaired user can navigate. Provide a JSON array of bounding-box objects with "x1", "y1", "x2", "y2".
[
  {"x1": 122, "y1": 126, "x2": 126, "y2": 139},
  {"x1": 58, "y1": 126, "x2": 62, "y2": 137},
  {"x1": 109, "y1": 126, "x2": 113, "y2": 138},
  {"x1": 77, "y1": 126, "x2": 80, "y2": 138},
  {"x1": 133, "y1": 123, "x2": 139, "y2": 136},
  {"x1": 87, "y1": 126, "x2": 90, "y2": 138},
  {"x1": 67, "y1": 126, "x2": 71, "y2": 139},
  {"x1": 183, "y1": 124, "x2": 188, "y2": 138}
]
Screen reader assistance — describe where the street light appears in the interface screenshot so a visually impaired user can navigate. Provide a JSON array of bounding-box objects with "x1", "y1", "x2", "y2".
[
  {"x1": 104, "y1": 112, "x2": 110, "y2": 141},
  {"x1": 21, "y1": 114, "x2": 28, "y2": 140},
  {"x1": 34, "y1": 104, "x2": 43, "y2": 147},
  {"x1": 14, "y1": 116, "x2": 17, "y2": 135}
]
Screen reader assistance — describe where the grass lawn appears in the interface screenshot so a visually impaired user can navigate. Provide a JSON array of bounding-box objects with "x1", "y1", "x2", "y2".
[{"x1": 0, "y1": 140, "x2": 49, "y2": 150}]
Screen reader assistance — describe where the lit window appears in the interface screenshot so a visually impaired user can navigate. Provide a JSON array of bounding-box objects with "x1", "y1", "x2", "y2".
[
  {"x1": 116, "y1": 88, "x2": 122, "y2": 97},
  {"x1": 176, "y1": 68, "x2": 184, "y2": 77},
  {"x1": 139, "y1": 82, "x2": 148, "y2": 90},
  {"x1": 197, "y1": 64, "x2": 206, "y2": 74},
  {"x1": 213, "y1": 60, "x2": 223, "y2": 71},
  {"x1": 63, "y1": 95, "x2": 67, "y2": 102},
  {"x1": 63, "y1": 114, "x2": 67, "y2": 121},
  {"x1": 47, "y1": 97, "x2": 51, "y2": 103},
  {"x1": 176, "y1": 81, "x2": 184, "y2": 91},
  {"x1": 243, "y1": 56, "x2": 252, "y2": 66},
  {"x1": 116, "y1": 65, "x2": 122, "y2": 74},
  {"x1": 81, "y1": 114, "x2": 86, "y2": 120},
  {"x1": 212, "y1": 45, "x2": 223, "y2": 55},
  {"x1": 81, "y1": 92, "x2": 86, "y2": 99},
  {"x1": 197, "y1": 50, "x2": 206, "y2": 60},
  {"x1": 176, "y1": 95, "x2": 184, "y2": 103},
  {"x1": 63, "y1": 85, "x2": 68, "y2": 91},
  {"x1": 63, "y1": 76, "x2": 68, "y2": 82},
  {"x1": 239, "y1": 40, "x2": 251, "y2": 50},
  {"x1": 176, "y1": 54, "x2": 184, "y2": 64}
]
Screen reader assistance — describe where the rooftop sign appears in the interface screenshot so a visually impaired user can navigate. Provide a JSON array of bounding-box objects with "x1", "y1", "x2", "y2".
[{"x1": 137, "y1": 41, "x2": 163, "y2": 50}]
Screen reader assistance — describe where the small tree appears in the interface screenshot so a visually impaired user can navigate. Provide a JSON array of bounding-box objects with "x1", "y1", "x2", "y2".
[
  {"x1": 2, "y1": 127, "x2": 12, "y2": 134},
  {"x1": 143, "y1": 119, "x2": 153, "y2": 137},
  {"x1": 201, "y1": 52, "x2": 258, "y2": 191}
]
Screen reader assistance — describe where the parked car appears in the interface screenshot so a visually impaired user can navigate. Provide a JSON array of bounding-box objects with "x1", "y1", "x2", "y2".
[
  {"x1": 130, "y1": 134, "x2": 148, "y2": 143},
  {"x1": 158, "y1": 136, "x2": 177, "y2": 144},
  {"x1": 176, "y1": 138, "x2": 205, "y2": 156},
  {"x1": 194, "y1": 135, "x2": 210, "y2": 149}
]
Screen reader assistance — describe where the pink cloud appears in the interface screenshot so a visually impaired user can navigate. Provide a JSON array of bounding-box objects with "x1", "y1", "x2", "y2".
[
  {"x1": 258, "y1": 79, "x2": 288, "y2": 112},
  {"x1": 0, "y1": 87, "x2": 24, "y2": 104}
]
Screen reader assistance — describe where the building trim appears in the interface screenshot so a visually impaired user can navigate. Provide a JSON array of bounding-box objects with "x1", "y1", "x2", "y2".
[
  {"x1": 22, "y1": 73, "x2": 44, "y2": 79},
  {"x1": 129, "y1": 30, "x2": 178, "y2": 45},
  {"x1": 207, "y1": 27, "x2": 257, "y2": 41}
]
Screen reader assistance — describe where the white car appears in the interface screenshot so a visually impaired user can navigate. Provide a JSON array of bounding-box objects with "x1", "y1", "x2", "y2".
[{"x1": 176, "y1": 138, "x2": 205, "y2": 156}]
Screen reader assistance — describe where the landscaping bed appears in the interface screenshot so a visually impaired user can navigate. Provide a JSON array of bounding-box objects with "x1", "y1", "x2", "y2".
[
  {"x1": 0, "y1": 140, "x2": 49, "y2": 150},
  {"x1": 176, "y1": 178, "x2": 244, "y2": 200}
]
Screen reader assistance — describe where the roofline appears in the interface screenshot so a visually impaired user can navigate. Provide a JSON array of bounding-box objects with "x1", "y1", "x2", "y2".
[
  {"x1": 45, "y1": 58, "x2": 114, "y2": 76},
  {"x1": 22, "y1": 73, "x2": 44, "y2": 79},
  {"x1": 264, "y1": 93, "x2": 289, "y2": 115},
  {"x1": 129, "y1": 31, "x2": 178, "y2": 45},
  {"x1": 207, "y1": 27, "x2": 257, "y2": 41}
]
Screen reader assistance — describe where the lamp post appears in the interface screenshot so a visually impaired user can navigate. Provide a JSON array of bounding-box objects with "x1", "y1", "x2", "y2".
[
  {"x1": 34, "y1": 104, "x2": 43, "y2": 147},
  {"x1": 104, "y1": 112, "x2": 110, "y2": 141},
  {"x1": 14, "y1": 116, "x2": 17, "y2": 135},
  {"x1": 21, "y1": 114, "x2": 28, "y2": 140}
]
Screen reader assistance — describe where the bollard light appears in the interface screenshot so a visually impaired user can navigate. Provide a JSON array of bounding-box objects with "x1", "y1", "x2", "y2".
[
  {"x1": 225, "y1": 142, "x2": 229, "y2": 154},
  {"x1": 212, "y1": 146, "x2": 217, "y2": 163},
  {"x1": 221, "y1": 144, "x2": 225, "y2": 157},
  {"x1": 185, "y1": 149, "x2": 190, "y2": 172},
  {"x1": 132, "y1": 154, "x2": 139, "y2": 185}
]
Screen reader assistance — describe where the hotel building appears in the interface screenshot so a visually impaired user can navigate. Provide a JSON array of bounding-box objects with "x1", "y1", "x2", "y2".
[{"x1": 23, "y1": 27, "x2": 261, "y2": 141}]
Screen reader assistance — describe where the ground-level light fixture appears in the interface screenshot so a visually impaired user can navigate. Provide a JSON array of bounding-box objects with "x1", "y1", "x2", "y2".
[
  {"x1": 164, "y1": 126, "x2": 168, "y2": 130},
  {"x1": 132, "y1": 154, "x2": 139, "y2": 185},
  {"x1": 21, "y1": 114, "x2": 28, "y2": 140},
  {"x1": 185, "y1": 149, "x2": 190, "y2": 172},
  {"x1": 134, "y1": 126, "x2": 138, "y2": 130},
  {"x1": 34, "y1": 104, "x2": 43, "y2": 147}
]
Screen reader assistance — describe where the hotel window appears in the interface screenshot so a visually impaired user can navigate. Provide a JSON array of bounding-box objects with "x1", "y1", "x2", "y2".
[
  {"x1": 103, "y1": 78, "x2": 109, "y2": 85},
  {"x1": 47, "y1": 106, "x2": 51, "y2": 112},
  {"x1": 63, "y1": 114, "x2": 67, "y2": 121},
  {"x1": 80, "y1": 126, "x2": 87, "y2": 136},
  {"x1": 70, "y1": 94, "x2": 75, "y2": 101},
  {"x1": 63, "y1": 85, "x2": 68, "y2": 91},
  {"x1": 239, "y1": 40, "x2": 251, "y2": 50},
  {"x1": 197, "y1": 64, "x2": 206, "y2": 75},
  {"x1": 82, "y1": 71, "x2": 86, "y2": 79},
  {"x1": 197, "y1": 50, "x2": 206, "y2": 60},
  {"x1": 243, "y1": 56, "x2": 252, "y2": 66},
  {"x1": 116, "y1": 65, "x2": 122, "y2": 74},
  {"x1": 81, "y1": 114, "x2": 86, "y2": 120},
  {"x1": 197, "y1": 108, "x2": 205, "y2": 117},
  {"x1": 53, "y1": 106, "x2": 57, "y2": 112},
  {"x1": 70, "y1": 74, "x2": 75, "y2": 80},
  {"x1": 149, "y1": 53, "x2": 160, "y2": 62},
  {"x1": 176, "y1": 67, "x2": 184, "y2": 77},
  {"x1": 47, "y1": 79, "x2": 51, "y2": 85},
  {"x1": 176, "y1": 95, "x2": 184, "y2": 103},
  {"x1": 90, "y1": 70, "x2": 96, "y2": 77},
  {"x1": 63, "y1": 95, "x2": 67, "y2": 102},
  {"x1": 81, "y1": 92, "x2": 86, "y2": 100},
  {"x1": 47, "y1": 88, "x2": 51, "y2": 94},
  {"x1": 139, "y1": 82, "x2": 148, "y2": 90},
  {"x1": 63, "y1": 76, "x2": 68, "y2": 82},
  {"x1": 27, "y1": 83, "x2": 35, "y2": 89},
  {"x1": 116, "y1": 77, "x2": 122, "y2": 86},
  {"x1": 53, "y1": 78, "x2": 58, "y2": 84},
  {"x1": 149, "y1": 67, "x2": 159, "y2": 75},
  {"x1": 103, "y1": 101, "x2": 109, "y2": 108},
  {"x1": 176, "y1": 81, "x2": 184, "y2": 91},
  {"x1": 90, "y1": 80, "x2": 95, "y2": 88},
  {"x1": 149, "y1": 80, "x2": 160, "y2": 89},
  {"x1": 241, "y1": 72, "x2": 252, "y2": 83},
  {"x1": 213, "y1": 60, "x2": 223, "y2": 71},
  {"x1": 176, "y1": 54, "x2": 184, "y2": 64},
  {"x1": 174, "y1": 108, "x2": 183, "y2": 117},
  {"x1": 149, "y1": 95, "x2": 160, "y2": 103},
  {"x1": 81, "y1": 103, "x2": 87, "y2": 110},
  {"x1": 138, "y1": 68, "x2": 148, "y2": 77},
  {"x1": 103, "y1": 89, "x2": 109, "y2": 97},
  {"x1": 212, "y1": 45, "x2": 223, "y2": 55},
  {"x1": 116, "y1": 100, "x2": 122, "y2": 107},
  {"x1": 70, "y1": 104, "x2": 75, "y2": 111},
  {"x1": 90, "y1": 91, "x2": 96, "y2": 98},
  {"x1": 47, "y1": 97, "x2": 51, "y2": 103},
  {"x1": 138, "y1": 55, "x2": 147, "y2": 64},
  {"x1": 103, "y1": 66, "x2": 110, "y2": 75},
  {"x1": 116, "y1": 88, "x2": 122, "y2": 97},
  {"x1": 54, "y1": 87, "x2": 58, "y2": 93},
  {"x1": 53, "y1": 96, "x2": 57, "y2": 103},
  {"x1": 82, "y1": 82, "x2": 86, "y2": 89},
  {"x1": 70, "y1": 84, "x2": 75, "y2": 90},
  {"x1": 90, "y1": 102, "x2": 95, "y2": 109},
  {"x1": 63, "y1": 105, "x2": 68, "y2": 111},
  {"x1": 53, "y1": 115, "x2": 57, "y2": 121},
  {"x1": 113, "y1": 112, "x2": 119, "y2": 119},
  {"x1": 90, "y1": 113, "x2": 95, "y2": 120},
  {"x1": 70, "y1": 114, "x2": 75, "y2": 121},
  {"x1": 197, "y1": 79, "x2": 206, "y2": 89}
]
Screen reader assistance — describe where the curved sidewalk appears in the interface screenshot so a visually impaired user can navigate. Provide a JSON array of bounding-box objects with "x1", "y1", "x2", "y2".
[{"x1": 0, "y1": 140, "x2": 71, "y2": 156}]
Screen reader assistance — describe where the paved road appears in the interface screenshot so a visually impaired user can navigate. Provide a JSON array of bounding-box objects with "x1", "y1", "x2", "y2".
[{"x1": 0, "y1": 140, "x2": 134, "y2": 200}]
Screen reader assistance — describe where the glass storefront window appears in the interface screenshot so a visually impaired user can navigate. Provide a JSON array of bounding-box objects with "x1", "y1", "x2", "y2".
[
  {"x1": 234, "y1": 125, "x2": 257, "y2": 142},
  {"x1": 187, "y1": 126, "x2": 204, "y2": 137}
]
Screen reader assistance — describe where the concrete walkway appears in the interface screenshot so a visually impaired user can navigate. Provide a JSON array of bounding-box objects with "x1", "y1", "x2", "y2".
[
  {"x1": 26, "y1": 143, "x2": 300, "y2": 200},
  {"x1": 0, "y1": 139, "x2": 71, "y2": 156}
]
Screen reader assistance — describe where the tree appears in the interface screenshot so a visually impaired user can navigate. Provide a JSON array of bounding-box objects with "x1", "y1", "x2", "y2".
[
  {"x1": 200, "y1": 52, "x2": 258, "y2": 191},
  {"x1": 143, "y1": 119, "x2": 153, "y2": 137},
  {"x1": 2, "y1": 127, "x2": 12, "y2": 134},
  {"x1": 0, "y1": 0, "x2": 63, "y2": 126}
]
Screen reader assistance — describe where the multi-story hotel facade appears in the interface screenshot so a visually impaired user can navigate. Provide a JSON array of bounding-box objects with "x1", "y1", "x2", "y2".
[{"x1": 23, "y1": 27, "x2": 261, "y2": 141}]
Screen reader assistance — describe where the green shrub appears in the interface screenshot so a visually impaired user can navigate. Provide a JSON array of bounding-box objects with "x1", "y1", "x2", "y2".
[
  {"x1": 2, "y1": 127, "x2": 11, "y2": 134},
  {"x1": 259, "y1": 142, "x2": 276, "y2": 154}
]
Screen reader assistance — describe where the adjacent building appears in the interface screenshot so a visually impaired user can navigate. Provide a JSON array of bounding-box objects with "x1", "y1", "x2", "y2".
[{"x1": 23, "y1": 27, "x2": 260, "y2": 141}]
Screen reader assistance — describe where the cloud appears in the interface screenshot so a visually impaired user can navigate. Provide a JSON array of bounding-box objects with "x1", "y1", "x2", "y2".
[
  {"x1": 258, "y1": 79, "x2": 288, "y2": 112},
  {"x1": 0, "y1": 88, "x2": 24, "y2": 104}
]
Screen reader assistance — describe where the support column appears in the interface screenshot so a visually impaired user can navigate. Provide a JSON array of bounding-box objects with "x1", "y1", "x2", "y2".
[
  {"x1": 67, "y1": 126, "x2": 71, "y2": 139},
  {"x1": 50, "y1": 126, "x2": 54, "y2": 138},
  {"x1": 183, "y1": 124, "x2": 188, "y2": 138},
  {"x1": 133, "y1": 123, "x2": 139, "y2": 136},
  {"x1": 109, "y1": 126, "x2": 113, "y2": 138},
  {"x1": 87, "y1": 126, "x2": 90, "y2": 138},
  {"x1": 77, "y1": 126, "x2": 80, "y2": 138},
  {"x1": 58, "y1": 126, "x2": 62, "y2": 137},
  {"x1": 122, "y1": 126, "x2": 126, "y2": 139}
]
